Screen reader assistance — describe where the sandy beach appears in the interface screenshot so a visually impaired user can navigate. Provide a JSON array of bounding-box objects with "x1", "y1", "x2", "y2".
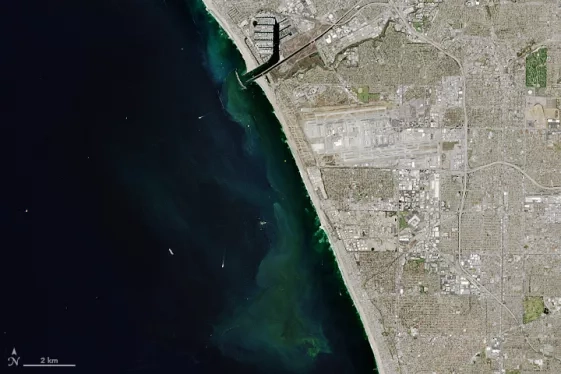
[{"x1": 201, "y1": 2, "x2": 395, "y2": 372}]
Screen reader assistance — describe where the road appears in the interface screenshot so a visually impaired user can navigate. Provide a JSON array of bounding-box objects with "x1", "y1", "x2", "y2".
[{"x1": 467, "y1": 160, "x2": 561, "y2": 191}]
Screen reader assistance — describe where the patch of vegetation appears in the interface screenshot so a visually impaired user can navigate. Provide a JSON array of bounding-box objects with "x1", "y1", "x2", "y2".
[
  {"x1": 523, "y1": 296, "x2": 545, "y2": 324},
  {"x1": 356, "y1": 86, "x2": 370, "y2": 103},
  {"x1": 506, "y1": 370, "x2": 520, "y2": 374},
  {"x1": 407, "y1": 258, "x2": 425, "y2": 273},
  {"x1": 398, "y1": 212, "x2": 408, "y2": 230},
  {"x1": 412, "y1": 19, "x2": 428, "y2": 33},
  {"x1": 526, "y1": 48, "x2": 547, "y2": 88},
  {"x1": 369, "y1": 92, "x2": 381, "y2": 101},
  {"x1": 442, "y1": 141, "x2": 458, "y2": 151}
]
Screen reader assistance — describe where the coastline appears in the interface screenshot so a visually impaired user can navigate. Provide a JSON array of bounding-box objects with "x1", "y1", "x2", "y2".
[{"x1": 201, "y1": 2, "x2": 393, "y2": 373}]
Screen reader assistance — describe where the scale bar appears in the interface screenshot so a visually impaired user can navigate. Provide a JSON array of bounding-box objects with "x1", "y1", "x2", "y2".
[{"x1": 23, "y1": 364, "x2": 76, "y2": 367}]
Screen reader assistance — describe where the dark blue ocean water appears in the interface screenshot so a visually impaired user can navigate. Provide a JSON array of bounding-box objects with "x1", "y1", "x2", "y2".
[{"x1": 3, "y1": 0, "x2": 376, "y2": 373}]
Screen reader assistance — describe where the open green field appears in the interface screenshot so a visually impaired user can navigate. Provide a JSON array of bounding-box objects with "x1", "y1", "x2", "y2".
[
  {"x1": 523, "y1": 296, "x2": 544, "y2": 324},
  {"x1": 406, "y1": 258, "x2": 426, "y2": 274},
  {"x1": 357, "y1": 86, "x2": 369, "y2": 103},
  {"x1": 442, "y1": 141, "x2": 458, "y2": 151},
  {"x1": 526, "y1": 48, "x2": 547, "y2": 88}
]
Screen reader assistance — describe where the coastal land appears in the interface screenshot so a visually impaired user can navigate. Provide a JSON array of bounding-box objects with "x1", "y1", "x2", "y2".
[
  {"x1": 200, "y1": 3, "x2": 393, "y2": 373},
  {"x1": 204, "y1": 0, "x2": 396, "y2": 374},
  {"x1": 201, "y1": 2, "x2": 395, "y2": 373},
  {"x1": 202, "y1": 0, "x2": 561, "y2": 372}
]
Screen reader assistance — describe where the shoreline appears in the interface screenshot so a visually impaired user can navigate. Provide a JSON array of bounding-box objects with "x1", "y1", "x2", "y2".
[{"x1": 201, "y1": 2, "x2": 393, "y2": 373}]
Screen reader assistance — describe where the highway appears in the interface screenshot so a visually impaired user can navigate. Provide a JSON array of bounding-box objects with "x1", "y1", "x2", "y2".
[{"x1": 467, "y1": 160, "x2": 561, "y2": 190}]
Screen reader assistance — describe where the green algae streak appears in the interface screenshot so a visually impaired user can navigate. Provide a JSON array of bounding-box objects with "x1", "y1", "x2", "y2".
[{"x1": 191, "y1": 1, "x2": 375, "y2": 372}]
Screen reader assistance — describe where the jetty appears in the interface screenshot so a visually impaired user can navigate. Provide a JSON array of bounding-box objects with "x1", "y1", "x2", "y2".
[{"x1": 239, "y1": 18, "x2": 280, "y2": 86}]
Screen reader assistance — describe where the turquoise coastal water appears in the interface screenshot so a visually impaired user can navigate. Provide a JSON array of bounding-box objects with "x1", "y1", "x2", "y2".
[{"x1": 192, "y1": 1, "x2": 377, "y2": 372}]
